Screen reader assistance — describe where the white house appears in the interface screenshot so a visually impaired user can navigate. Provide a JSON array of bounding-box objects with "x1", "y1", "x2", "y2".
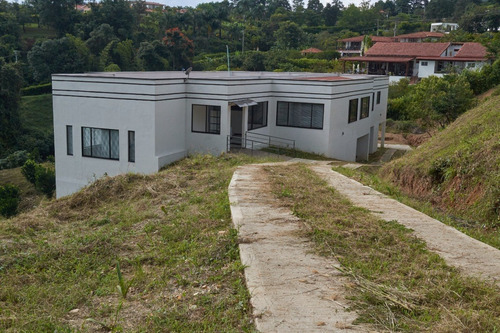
[
  {"x1": 342, "y1": 42, "x2": 491, "y2": 83},
  {"x1": 430, "y1": 23, "x2": 459, "y2": 33},
  {"x1": 52, "y1": 71, "x2": 389, "y2": 198}
]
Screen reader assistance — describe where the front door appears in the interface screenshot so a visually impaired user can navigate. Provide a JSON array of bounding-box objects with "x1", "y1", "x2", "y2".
[{"x1": 230, "y1": 105, "x2": 243, "y2": 145}]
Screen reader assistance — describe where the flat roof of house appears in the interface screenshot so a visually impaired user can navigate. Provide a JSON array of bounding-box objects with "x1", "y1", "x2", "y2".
[{"x1": 53, "y1": 71, "x2": 381, "y2": 82}]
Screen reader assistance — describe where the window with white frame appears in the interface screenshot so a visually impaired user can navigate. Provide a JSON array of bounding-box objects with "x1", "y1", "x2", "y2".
[
  {"x1": 82, "y1": 127, "x2": 119, "y2": 160},
  {"x1": 421, "y1": 61, "x2": 428, "y2": 66},
  {"x1": 192, "y1": 104, "x2": 221, "y2": 134},
  {"x1": 248, "y1": 102, "x2": 268, "y2": 130},
  {"x1": 276, "y1": 102, "x2": 324, "y2": 129}
]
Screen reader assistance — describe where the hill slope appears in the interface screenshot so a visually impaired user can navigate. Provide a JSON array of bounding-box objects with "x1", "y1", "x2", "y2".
[{"x1": 382, "y1": 95, "x2": 500, "y2": 227}]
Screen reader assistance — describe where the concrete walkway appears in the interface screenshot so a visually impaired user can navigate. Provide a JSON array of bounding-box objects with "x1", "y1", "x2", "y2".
[
  {"x1": 229, "y1": 163, "x2": 371, "y2": 333},
  {"x1": 310, "y1": 163, "x2": 500, "y2": 286},
  {"x1": 229, "y1": 161, "x2": 500, "y2": 333}
]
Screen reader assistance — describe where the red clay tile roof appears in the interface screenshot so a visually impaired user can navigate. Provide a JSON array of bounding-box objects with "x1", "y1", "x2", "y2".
[
  {"x1": 342, "y1": 56, "x2": 413, "y2": 62},
  {"x1": 301, "y1": 47, "x2": 323, "y2": 53},
  {"x1": 454, "y1": 43, "x2": 488, "y2": 59},
  {"x1": 394, "y1": 31, "x2": 445, "y2": 39},
  {"x1": 365, "y1": 42, "x2": 449, "y2": 57},
  {"x1": 340, "y1": 35, "x2": 393, "y2": 43}
]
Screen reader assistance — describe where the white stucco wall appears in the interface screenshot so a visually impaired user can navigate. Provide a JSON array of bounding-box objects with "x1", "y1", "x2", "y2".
[
  {"x1": 53, "y1": 95, "x2": 156, "y2": 198},
  {"x1": 53, "y1": 72, "x2": 389, "y2": 197},
  {"x1": 418, "y1": 60, "x2": 437, "y2": 78}
]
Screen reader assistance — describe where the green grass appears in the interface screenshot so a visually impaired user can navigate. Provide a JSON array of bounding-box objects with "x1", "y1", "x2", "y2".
[
  {"x1": 382, "y1": 94, "x2": 500, "y2": 228},
  {"x1": 19, "y1": 94, "x2": 53, "y2": 134},
  {"x1": 261, "y1": 147, "x2": 336, "y2": 161},
  {"x1": 0, "y1": 167, "x2": 43, "y2": 215},
  {"x1": 334, "y1": 165, "x2": 500, "y2": 250},
  {"x1": 0, "y1": 154, "x2": 277, "y2": 332},
  {"x1": 21, "y1": 23, "x2": 57, "y2": 39},
  {"x1": 267, "y1": 164, "x2": 500, "y2": 332}
]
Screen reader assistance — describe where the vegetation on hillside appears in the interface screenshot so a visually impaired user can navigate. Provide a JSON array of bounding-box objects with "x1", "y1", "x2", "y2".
[
  {"x1": 382, "y1": 94, "x2": 500, "y2": 228},
  {"x1": 0, "y1": 154, "x2": 277, "y2": 331}
]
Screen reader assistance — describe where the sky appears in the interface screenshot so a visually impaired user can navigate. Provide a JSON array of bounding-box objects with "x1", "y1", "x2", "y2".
[{"x1": 158, "y1": 0, "x2": 369, "y2": 10}]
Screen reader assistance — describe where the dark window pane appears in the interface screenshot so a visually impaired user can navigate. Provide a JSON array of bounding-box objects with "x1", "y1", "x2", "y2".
[
  {"x1": 360, "y1": 97, "x2": 370, "y2": 119},
  {"x1": 66, "y1": 125, "x2": 73, "y2": 156},
  {"x1": 82, "y1": 127, "x2": 119, "y2": 160},
  {"x1": 348, "y1": 99, "x2": 358, "y2": 123},
  {"x1": 277, "y1": 102, "x2": 288, "y2": 126},
  {"x1": 110, "y1": 130, "x2": 119, "y2": 159},
  {"x1": 82, "y1": 127, "x2": 91, "y2": 156},
  {"x1": 128, "y1": 131, "x2": 135, "y2": 163}
]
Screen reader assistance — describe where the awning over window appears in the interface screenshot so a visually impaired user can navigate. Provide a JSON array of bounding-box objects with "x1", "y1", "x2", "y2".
[{"x1": 231, "y1": 99, "x2": 258, "y2": 107}]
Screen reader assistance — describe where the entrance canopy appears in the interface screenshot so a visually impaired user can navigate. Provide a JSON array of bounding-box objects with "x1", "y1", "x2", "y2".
[{"x1": 231, "y1": 99, "x2": 258, "y2": 107}]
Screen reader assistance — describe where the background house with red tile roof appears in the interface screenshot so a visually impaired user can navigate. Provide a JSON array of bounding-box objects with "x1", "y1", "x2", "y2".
[
  {"x1": 340, "y1": 42, "x2": 491, "y2": 83},
  {"x1": 300, "y1": 48, "x2": 323, "y2": 56}
]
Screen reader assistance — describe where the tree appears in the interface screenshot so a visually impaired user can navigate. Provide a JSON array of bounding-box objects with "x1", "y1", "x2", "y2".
[
  {"x1": 28, "y1": 36, "x2": 91, "y2": 83},
  {"x1": 323, "y1": 0, "x2": 343, "y2": 26},
  {"x1": 88, "y1": 0, "x2": 135, "y2": 40},
  {"x1": 137, "y1": 40, "x2": 169, "y2": 71},
  {"x1": 274, "y1": 21, "x2": 305, "y2": 49},
  {"x1": 0, "y1": 62, "x2": 22, "y2": 155},
  {"x1": 407, "y1": 75, "x2": 475, "y2": 128},
  {"x1": 307, "y1": 0, "x2": 323, "y2": 12},
  {"x1": 162, "y1": 27, "x2": 194, "y2": 70},
  {"x1": 28, "y1": 0, "x2": 80, "y2": 36},
  {"x1": 85, "y1": 24, "x2": 117, "y2": 55}
]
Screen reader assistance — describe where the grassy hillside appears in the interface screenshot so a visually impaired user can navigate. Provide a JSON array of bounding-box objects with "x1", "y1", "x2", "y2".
[
  {"x1": 0, "y1": 167, "x2": 44, "y2": 214},
  {"x1": 19, "y1": 93, "x2": 53, "y2": 133},
  {"x1": 0, "y1": 154, "x2": 278, "y2": 332},
  {"x1": 382, "y1": 95, "x2": 500, "y2": 228}
]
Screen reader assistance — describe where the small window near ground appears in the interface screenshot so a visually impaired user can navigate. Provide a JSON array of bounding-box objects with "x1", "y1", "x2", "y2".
[
  {"x1": 128, "y1": 131, "x2": 135, "y2": 163},
  {"x1": 276, "y1": 102, "x2": 324, "y2": 129},
  {"x1": 66, "y1": 125, "x2": 73, "y2": 156},
  {"x1": 82, "y1": 127, "x2": 119, "y2": 160},
  {"x1": 376, "y1": 91, "x2": 381, "y2": 104},
  {"x1": 192, "y1": 104, "x2": 221, "y2": 134},
  {"x1": 348, "y1": 99, "x2": 358, "y2": 123},
  {"x1": 248, "y1": 102, "x2": 268, "y2": 130},
  {"x1": 421, "y1": 61, "x2": 428, "y2": 66},
  {"x1": 360, "y1": 97, "x2": 370, "y2": 119}
]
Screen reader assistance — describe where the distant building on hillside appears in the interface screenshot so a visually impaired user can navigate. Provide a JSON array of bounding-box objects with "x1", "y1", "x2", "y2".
[
  {"x1": 431, "y1": 22, "x2": 459, "y2": 33},
  {"x1": 301, "y1": 48, "x2": 323, "y2": 56},
  {"x1": 338, "y1": 35, "x2": 392, "y2": 57},
  {"x1": 340, "y1": 42, "x2": 491, "y2": 83}
]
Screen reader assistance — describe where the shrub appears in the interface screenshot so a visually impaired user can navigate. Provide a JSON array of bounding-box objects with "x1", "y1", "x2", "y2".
[
  {"x1": 0, "y1": 184, "x2": 20, "y2": 217},
  {"x1": 0, "y1": 150, "x2": 29, "y2": 170},
  {"x1": 21, "y1": 159, "x2": 38, "y2": 184},
  {"x1": 35, "y1": 166, "x2": 55, "y2": 197}
]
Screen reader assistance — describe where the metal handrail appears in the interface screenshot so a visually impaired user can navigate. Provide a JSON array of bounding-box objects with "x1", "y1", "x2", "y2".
[{"x1": 245, "y1": 131, "x2": 295, "y2": 150}]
